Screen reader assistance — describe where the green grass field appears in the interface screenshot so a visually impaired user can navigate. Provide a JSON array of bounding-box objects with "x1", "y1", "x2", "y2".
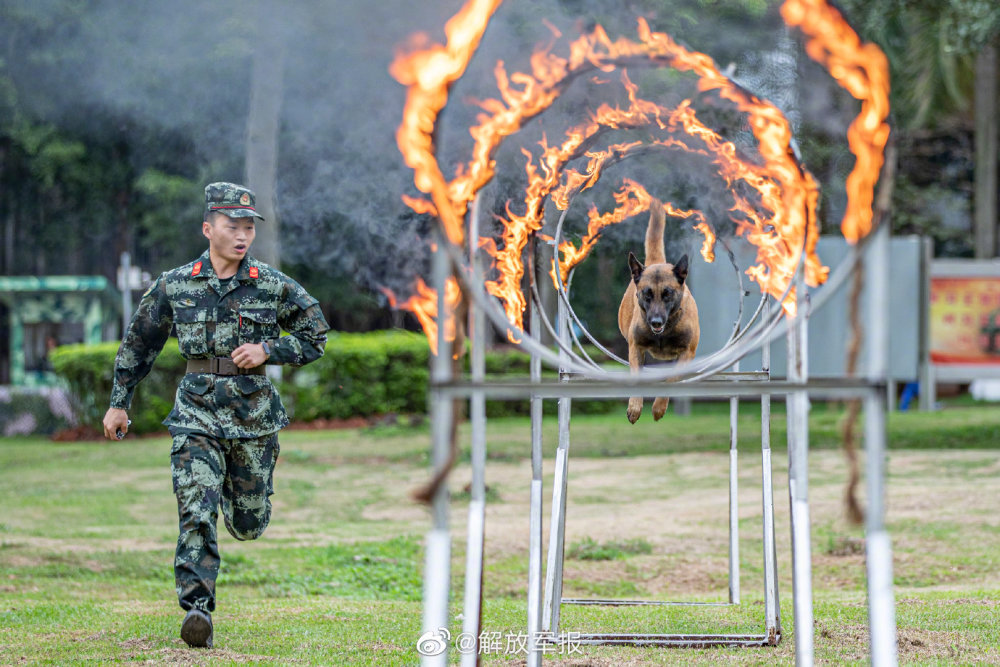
[{"x1": 1, "y1": 401, "x2": 999, "y2": 664}]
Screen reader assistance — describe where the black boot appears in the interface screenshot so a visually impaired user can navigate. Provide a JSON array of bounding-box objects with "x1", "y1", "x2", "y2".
[{"x1": 180, "y1": 609, "x2": 213, "y2": 648}]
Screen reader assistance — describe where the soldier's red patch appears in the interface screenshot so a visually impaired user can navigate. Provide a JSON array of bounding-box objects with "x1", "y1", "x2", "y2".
[
  {"x1": 249, "y1": 267, "x2": 259, "y2": 279},
  {"x1": 192, "y1": 261, "x2": 202, "y2": 277}
]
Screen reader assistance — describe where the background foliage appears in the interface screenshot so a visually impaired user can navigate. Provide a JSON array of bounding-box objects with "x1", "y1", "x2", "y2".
[
  {"x1": 48, "y1": 331, "x2": 617, "y2": 432},
  {"x1": 2, "y1": 0, "x2": 996, "y2": 344}
]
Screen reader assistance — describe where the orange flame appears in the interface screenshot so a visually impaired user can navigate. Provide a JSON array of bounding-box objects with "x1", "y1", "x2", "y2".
[
  {"x1": 781, "y1": 0, "x2": 891, "y2": 242},
  {"x1": 381, "y1": 277, "x2": 461, "y2": 356},
  {"x1": 390, "y1": 0, "x2": 503, "y2": 246},
  {"x1": 401, "y1": 194, "x2": 438, "y2": 217},
  {"x1": 549, "y1": 179, "x2": 716, "y2": 287},
  {"x1": 480, "y1": 20, "x2": 830, "y2": 319},
  {"x1": 391, "y1": 0, "x2": 889, "y2": 339}
]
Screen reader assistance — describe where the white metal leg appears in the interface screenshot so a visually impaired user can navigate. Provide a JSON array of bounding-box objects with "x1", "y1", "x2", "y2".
[
  {"x1": 760, "y1": 298, "x2": 781, "y2": 642},
  {"x1": 461, "y1": 197, "x2": 487, "y2": 667},
  {"x1": 787, "y1": 275, "x2": 814, "y2": 666},
  {"x1": 543, "y1": 297, "x2": 572, "y2": 634},
  {"x1": 422, "y1": 234, "x2": 453, "y2": 667},
  {"x1": 527, "y1": 300, "x2": 544, "y2": 666},
  {"x1": 865, "y1": 222, "x2": 899, "y2": 666},
  {"x1": 729, "y1": 362, "x2": 741, "y2": 605}
]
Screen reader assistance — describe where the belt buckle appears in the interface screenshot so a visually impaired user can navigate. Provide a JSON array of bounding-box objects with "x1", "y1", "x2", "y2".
[{"x1": 210, "y1": 358, "x2": 221, "y2": 374}]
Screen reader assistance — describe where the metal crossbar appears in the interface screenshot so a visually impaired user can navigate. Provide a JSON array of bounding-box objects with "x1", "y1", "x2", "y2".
[
  {"x1": 545, "y1": 632, "x2": 777, "y2": 648},
  {"x1": 540, "y1": 307, "x2": 781, "y2": 650},
  {"x1": 423, "y1": 219, "x2": 899, "y2": 667}
]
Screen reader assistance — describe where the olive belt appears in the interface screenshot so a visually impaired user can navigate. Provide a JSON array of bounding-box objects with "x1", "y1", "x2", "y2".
[{"x1": 186, "y1": 357, "x2": 266, "y2": 376}]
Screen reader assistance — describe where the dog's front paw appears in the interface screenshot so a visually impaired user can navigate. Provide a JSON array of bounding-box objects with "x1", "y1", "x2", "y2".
[
  {"x1": 652, "y1": 396, "x2": 669, "y2": 421},
  {"x1": 627, "y1": 397, "x2": 643, "y2": 424}
]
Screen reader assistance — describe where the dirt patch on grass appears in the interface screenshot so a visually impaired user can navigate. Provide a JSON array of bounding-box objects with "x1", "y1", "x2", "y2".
[
  {"x1": 145, "y1": 647, "x2": 292, "y2": 664},
  {"x1": 0, "y1": 536, "x2": 167, "y2": 556},
  {"x1": 367, "y1": 640, "x2": 407, "y2": 652},
  {"x1": 817, "y1": 623, "x2": 994, "y2": 663},
  {"x1": 440, "y1": 449, "x2": 1000, "y2": 601},
  {"x1": 119, "y1": 636, "x2": 156, "y2": 651}
]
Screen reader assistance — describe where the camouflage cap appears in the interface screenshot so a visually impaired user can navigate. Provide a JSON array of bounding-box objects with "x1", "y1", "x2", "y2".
[{"x1": 204, "y1": 182, "x2": 265, "y2": 221}]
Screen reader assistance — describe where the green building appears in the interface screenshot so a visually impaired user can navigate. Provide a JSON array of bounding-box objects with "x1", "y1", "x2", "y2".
[{"x1": 0, "y1": 276, "x2": 120, "y2": 386}]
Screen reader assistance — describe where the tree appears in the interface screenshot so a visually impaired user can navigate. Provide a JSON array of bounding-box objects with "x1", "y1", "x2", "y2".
[
  {"x1": 244, "y1": 0, "x2": 286, "y2": 268},
  {"x1": 839, "y1": 0, "x2": 1000, "y2": 257}
]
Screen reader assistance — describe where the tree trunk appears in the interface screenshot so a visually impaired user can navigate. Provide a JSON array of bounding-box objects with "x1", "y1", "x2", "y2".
[
  {"x1": 974, "y1": 43, "x2": 998, "y2": 258},
  {"x1": 244, "y1": 0, "x2": 285, "y2": 268}
]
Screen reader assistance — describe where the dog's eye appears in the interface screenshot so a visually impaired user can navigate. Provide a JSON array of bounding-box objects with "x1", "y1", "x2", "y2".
[
  {"x1": 642, "y1": 288, "x2": 653, "y2": 300},
  {"x1": 662, "y1": 289, "x2": 673, "y2": 300}
]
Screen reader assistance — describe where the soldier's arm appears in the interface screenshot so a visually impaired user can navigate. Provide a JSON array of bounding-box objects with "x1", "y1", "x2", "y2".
[
  {"x1": 269, "y1": 278, "x2": 329, "y2": 366},
  {"x1": 109, "y1": 275, "x2": 173, "y2": 410}
]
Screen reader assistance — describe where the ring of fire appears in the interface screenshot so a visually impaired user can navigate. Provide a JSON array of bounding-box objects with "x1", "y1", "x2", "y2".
[{"x1": 390, "y1": 0, "x2": 890, "y2": 353}]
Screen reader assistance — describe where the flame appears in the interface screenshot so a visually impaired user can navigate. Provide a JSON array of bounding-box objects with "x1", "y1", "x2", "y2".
[
  {"x1": 469, "y1": 20, "x2": 828, "y2": 320},
  {"x1": 390, "y1": 0, "x2": 889, "y2": 339},
  {"x1": 390, "y1": 0, "x2": 502, "y2": 246},
  {"x1": 381, "y1": 277, "x2": 461, "y2": 355},
  {"x1": 693, "y1": 222, "x2": 716, "y2": 263},
  {"x1": 781, "y1": 0, "x2": 891, "y2": 243},
  {"x1": 549, "y1": 179, "x2": 716, "y2": 287},
  {"x1": 401, "y1": 194, "x2": 438, "y2": 217}
]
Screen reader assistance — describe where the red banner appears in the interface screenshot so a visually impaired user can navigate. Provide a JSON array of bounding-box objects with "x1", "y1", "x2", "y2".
[{"x1": 929, "y1": 277, "x2": 1000, "y2": 364}]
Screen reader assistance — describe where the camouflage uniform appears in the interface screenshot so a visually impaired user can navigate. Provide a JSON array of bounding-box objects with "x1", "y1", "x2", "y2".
[{"x1": 110, "y1": 184, "x2": 328, "y2": 615}]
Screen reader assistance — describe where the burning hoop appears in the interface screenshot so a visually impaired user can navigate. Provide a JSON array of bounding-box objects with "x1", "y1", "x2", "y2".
[{"x1": 392, "y1": 1, "x2": 896, "y2": 665}]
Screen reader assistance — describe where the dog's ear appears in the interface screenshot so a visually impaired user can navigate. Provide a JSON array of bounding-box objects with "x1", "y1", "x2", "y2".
[
  {"x1": 673, "y1": 254, "x2": 689, "y2": 284},
  {"x1": 628, "y1": 252, "x2": 644, "y2": 285}
]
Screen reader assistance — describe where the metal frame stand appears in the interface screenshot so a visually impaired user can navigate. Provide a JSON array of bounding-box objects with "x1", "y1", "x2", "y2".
[
  {"x1": 460, "y1": 198, "x2": 488, "y2": 667},
  {"x1": 787, "y1": 272, "x2": 814, "y2": 663},
  {"x1": 420, "y1": 219, "x2": 898, "y2": 666},
  {"x1": 539, "y1": 290, "x2": 782, "y2": 648},
  {"x1": 421, "y1": 231, "x2": 453, "y2": 667}
]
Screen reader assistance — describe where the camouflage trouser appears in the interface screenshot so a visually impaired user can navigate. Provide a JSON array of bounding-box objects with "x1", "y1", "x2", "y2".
[{"x1": 170, "y1": 431, "x2": 280, "y2": 613}]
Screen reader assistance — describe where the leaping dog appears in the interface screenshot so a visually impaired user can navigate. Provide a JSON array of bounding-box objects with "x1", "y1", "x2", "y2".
[{"x1": 617, "y1": 199, "x2": 700, "y2": 423}]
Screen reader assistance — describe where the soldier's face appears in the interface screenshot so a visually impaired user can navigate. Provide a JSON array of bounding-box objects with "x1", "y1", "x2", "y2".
[{"x1": 203, "y1": 214, "x2": 256, "y2": 262}]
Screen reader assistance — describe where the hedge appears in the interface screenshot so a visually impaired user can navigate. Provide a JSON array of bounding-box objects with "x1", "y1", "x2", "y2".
[
  {"x1": 49, "y1": 330, "x2": 615, "y2": 434},
  {"x1": 0, "y1": 387, "x2": 76, "y2": 436},
  {"x1": 281, "y1": 330, "x2": 431, "y2": 421},
  {"x1": 282, "y1": 332, "x2": 616, "y2": 419},
  {"x1": 49, "y1": 341, "x2": 186, "y2": 434}
]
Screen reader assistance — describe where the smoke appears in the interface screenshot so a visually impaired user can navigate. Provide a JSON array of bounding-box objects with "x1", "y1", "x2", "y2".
[{"x1": 6, "y1": 0, "x2": 857, "y2": 298}]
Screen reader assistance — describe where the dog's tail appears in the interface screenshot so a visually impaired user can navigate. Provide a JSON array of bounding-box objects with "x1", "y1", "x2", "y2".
[{"x1": 645, "y1": 199, "x2": 666, "y2": 265}]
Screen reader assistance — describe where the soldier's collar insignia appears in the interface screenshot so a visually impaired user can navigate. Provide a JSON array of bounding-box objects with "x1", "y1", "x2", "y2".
[
  {"x1": 192, "y1": 261, "x2": 202, "y2": 277},
  {"x1": 249, "y1": 266, "x2": 259, "y2": 279},
  {"x1": 240, "y1": 192, "x2": 251, "y2": 206}
]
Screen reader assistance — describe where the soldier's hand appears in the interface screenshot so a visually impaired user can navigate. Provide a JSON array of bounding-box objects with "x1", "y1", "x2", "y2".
[
  {"x1": 103, "y1": 408, "x2": 129, "y2": 440},
  {"x1": 232, "y1": 343, "x2": 269, "y2": 369}
]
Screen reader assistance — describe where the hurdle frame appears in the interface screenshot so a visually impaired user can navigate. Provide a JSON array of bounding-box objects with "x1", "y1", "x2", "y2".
[{"x1": 420, "y1": 214, "x2": 898, "y2": 667}]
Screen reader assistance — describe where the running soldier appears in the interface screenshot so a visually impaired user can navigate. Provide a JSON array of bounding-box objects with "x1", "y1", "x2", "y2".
[{"x1": 102, "y1": 182, "x2": 329, "y2": 648}]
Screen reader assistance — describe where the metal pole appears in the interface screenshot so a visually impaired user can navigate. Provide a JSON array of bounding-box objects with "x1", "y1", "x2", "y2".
[
  {"x1": 543, "y1": 294, "x2": 572, "y2": 633},
  {"x1": 526, "y1": 250, "x2": 544, "y2": 667},
  {"x1": 760, "y1": 298, "x2": 781, "y2": 643},
  {"x1": 119, "y1": 251, "x2": 133, "y2": 336},
  {"x1": 421, "y1": 232, "x2": 453, "y2": 667},
  {"x1": 729, "y1": 361, "x2": 740, "y2": 605},
  {"x1": 787, "y1": 273, "x2": 814, "y2": 665},
  {"x1": 865, "y1": 222, "x2": 899, "y2": 666},
  {"x1": 461, "y1": 196, "x2": 487, "y2": 667},
  {"x1": 918, "y1": 237, "x2": 935, "y2": 411}
]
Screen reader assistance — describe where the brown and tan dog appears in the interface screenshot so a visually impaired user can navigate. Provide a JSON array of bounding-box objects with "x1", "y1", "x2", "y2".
[{"x1": 617, "y1": 199, "x2": 700, "y2": 423}]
